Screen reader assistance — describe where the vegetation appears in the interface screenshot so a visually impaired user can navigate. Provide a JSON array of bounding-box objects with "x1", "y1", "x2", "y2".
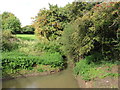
[
  {"x1": 2, "y1": 51, "x2": 64, "y2": 76},
  {"x1": 2, "y1": 30, "x2": 19, "y2": 51},
  {"x1": 16, "y1": 34, "x2": 36, "y2": 41},
  {"x1": 33, "y1": 3, "x2": 96, "y2": 41},
  {"x1": 74, "y1": 57, "x2": 119, "y2": 81},
  {"x1": 33, "y1": 4, "x2": 69, "y2": 41},
  {"x1": 21, "y1": 25, "x2": 35, "y2": 34},
  {"x1": 2, "y1": 32, "x2": 65, "y2": 77},
  {"x1": 62, "y1": 2, "x2": 120, "y2": 62},
  {"x1": 1, "y1": 1, "x2": 119, "y2": 85},
  {"x1": 1, "y1": 12, "x2": 21, "y2": 34}
]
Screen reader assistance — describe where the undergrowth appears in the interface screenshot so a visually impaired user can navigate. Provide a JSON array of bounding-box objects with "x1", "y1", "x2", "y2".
[
  {"x1": 2, "y1": 50, "x2": 64, "y2": 76},
  {"x1": 74, "y1": 56, "x2": 119, "y2": 81}
]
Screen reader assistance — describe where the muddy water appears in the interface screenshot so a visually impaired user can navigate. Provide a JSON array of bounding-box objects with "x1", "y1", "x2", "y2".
[{"x1": 2, "y1": 69, "x2": 79, "y2": 88}]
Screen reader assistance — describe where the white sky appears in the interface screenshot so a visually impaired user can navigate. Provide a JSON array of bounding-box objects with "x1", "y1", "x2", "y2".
[{"x1": 0, "y1": 0, "x2": 74, "y2": 27}]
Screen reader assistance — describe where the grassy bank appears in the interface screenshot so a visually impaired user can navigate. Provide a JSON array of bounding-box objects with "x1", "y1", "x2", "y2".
[
  {"x1": 74, "y1": 59, "x2": 119, "y2": 81},
  {"x1": 74, "y1": 58, "x2": 119, "y2": 88},
  {"x1": 2, "y1": 34, "x2": 66, "y2": 79}
]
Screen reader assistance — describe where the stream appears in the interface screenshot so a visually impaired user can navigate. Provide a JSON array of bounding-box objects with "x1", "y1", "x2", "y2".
[{"x1": 2, "y1": 68, "x2": 79, "y2": 88}]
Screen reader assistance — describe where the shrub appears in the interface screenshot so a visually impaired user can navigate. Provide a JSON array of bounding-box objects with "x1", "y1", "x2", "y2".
[
  {"x1": 2, "y1": 30, "x2": 19, "y2": 51},
  {"x1": 85, "y1": 52, "x2": 103, "y2": 64},
  {"x1": 34, "y1": 41, "x2": 62, "y2": 54},
  {"x1": 40, "y1": 52, "x2": 64, "y2": 67}
]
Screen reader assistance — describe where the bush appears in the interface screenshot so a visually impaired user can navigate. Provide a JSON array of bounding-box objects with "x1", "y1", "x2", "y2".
[
  {"x1": 40, "y1": 52, "x2": 64, "y2": 67},
  {"x1": 2, "y1": 30, "x2": 19, "y2": 51},
  {"x1": 85, "y1": 52, "x2": 103, "y2": 64},
  {"x1": 34, "y1": 41, "x2": 62, "y2": 54}
]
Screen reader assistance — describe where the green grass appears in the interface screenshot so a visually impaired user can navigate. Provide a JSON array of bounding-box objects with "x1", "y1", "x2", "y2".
[
  {"x1": 74, "y1": 58, "x2": 119, "y2": 81},
  {"x1": 16, "y1": 34, "x2": 36, "y2": 40}
]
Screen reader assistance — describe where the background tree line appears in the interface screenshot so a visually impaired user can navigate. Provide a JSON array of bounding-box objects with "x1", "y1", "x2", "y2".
[
  {"x1": 1, "y1": 12, "x2": 35, "y2": 34},
  {"x1": 1, "y1": 1, "x2": 119, "y2": 63}
]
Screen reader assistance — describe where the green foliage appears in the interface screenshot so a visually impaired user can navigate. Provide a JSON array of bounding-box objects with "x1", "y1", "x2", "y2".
[
  {"x1": 85, "y1": 52, "x2": 103, "y2": 64},
  {"x1": 2, "y1": 51, "x2": 40, "y2": 70},
  {"x1": 74, "y1": 59, "x2": 101, "y2": 81},
  {"x1": 16, "y1": 34, "x2": 36, "y2": 41},
  {"x1": 74, "y1": 58, "x2": 119, "y2": 81},
  {"x1": 2, "y1": 50, "x2": 64, "y2": 75},
  {"x1": 40, "y1": 52, "x2": 64, "y2": 67},
  {"x1": 62, "y1": 2, "x2": 120, "y2": 62},
  {"x1": 2, "y1": 30, "x2": 19, "y2": 51},
  {"x1": 33, "y1": 4, "x2": 69, "y2": 41},
  {"x1": 21, "y1": 25, "x2": 35, "y2": 34},
  {"x1": 64, "y1": 2, "x2": 96, "y2": 20},
  {"x1": 34, "y1": 41, "x2": 62, "y2": 54},
  {"x1": 37, "y1": 68, "x2": 44, "y2": 72},
  {"x1": 1, "y1": 12, "x2": 21, "y2": 34},
  {"x1": 33, "y1": 2, "x2": 95, "y2": 41},
  {"x1": 1, "y1": 1, "x2": 120, "y2": 81}
]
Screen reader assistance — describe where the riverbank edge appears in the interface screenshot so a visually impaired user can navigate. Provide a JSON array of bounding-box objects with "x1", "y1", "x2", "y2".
[
  {"x1": 75, "y1": 65, "x2": 119, "y2": 88},
  {"x1": 1, "y1": 69, "x2": 62, "y2": 81},
  {"x1": 75, "y1": 76, "x2": 93, "y2": 88},
  {"x1": 75, "y1": 75, "x2": 119, "y2": 88}
]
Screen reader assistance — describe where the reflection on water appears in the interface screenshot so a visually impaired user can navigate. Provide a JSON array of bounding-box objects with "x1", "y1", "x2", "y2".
[{"x1": 2, "y1": 69, "x2": 79, "y2": 88}]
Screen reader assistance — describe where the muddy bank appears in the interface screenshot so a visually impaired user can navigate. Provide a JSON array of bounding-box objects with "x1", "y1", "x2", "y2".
[{"x1": 1, "y1": 69, "x2": 61, "y2": 81}]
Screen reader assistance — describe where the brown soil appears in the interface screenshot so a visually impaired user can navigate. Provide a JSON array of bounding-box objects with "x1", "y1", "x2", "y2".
[{"x1": 76, "y1": 65, "x2": 119, "y2": 88}]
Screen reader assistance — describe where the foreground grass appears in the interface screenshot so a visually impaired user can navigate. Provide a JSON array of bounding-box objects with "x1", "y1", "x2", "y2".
[
  {"x1": 16, "y1": 34, "x2": 36, "y2": 40},
  {"x1": 74, "y1": 59, "x2": 119, "y2": 81}
]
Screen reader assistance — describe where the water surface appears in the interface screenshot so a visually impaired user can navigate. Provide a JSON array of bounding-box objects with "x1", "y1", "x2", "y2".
[{"x1": 2, "y1": 69, "x2": 79, "y2": 88}]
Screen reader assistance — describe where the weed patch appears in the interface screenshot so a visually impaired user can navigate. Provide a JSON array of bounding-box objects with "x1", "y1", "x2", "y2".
[{"x1": 74, "y1": 58, "x2": 119, "y2": 81}]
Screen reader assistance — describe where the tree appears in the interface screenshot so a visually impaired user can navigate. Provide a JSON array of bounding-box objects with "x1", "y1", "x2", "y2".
[
  {"x1": 33, "y1": 4, "x2": 70, "y2": 41},
  {"x1": 64, "y1": 2, "x2": 97, "y2": 20},
  {"x1": 1, "y1": 12, "x2": 21, "y2": 34},
  {"x1": 62, "y1": 2, "x2": 120, "y2": 62},
  {"x1": 21, "y1": 25, "x2": 35, "y2": 34},
  {"x1": 33, "y1": 2, "x2": 96, "y2": 41}
]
